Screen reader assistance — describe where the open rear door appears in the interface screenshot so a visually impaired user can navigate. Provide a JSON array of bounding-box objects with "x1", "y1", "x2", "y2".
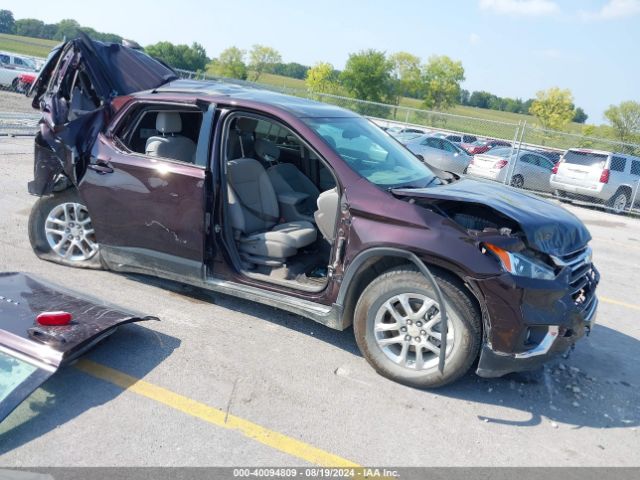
[{"x1": 0, "y1": 272, "x2": 155, "y2": 423}]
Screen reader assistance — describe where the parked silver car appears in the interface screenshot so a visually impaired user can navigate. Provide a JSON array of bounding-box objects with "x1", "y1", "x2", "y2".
[
  {"x1": 467, "y1": 148, "x2": 555, "y2": 192},
  {"x1": 550, "y1": 149, "x2": 640, "y2": 213},
  {"x1": 403, "y1": 134, "x2": 472, "y2": 174}
]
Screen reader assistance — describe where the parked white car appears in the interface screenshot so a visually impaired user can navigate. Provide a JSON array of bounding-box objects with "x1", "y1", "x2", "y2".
[
  {"x1": 0, "y1": 51, "x2": 38, "y2": 89},
  {"x1": 467, "y1": 148, "x2": 556, "y2": 192}
]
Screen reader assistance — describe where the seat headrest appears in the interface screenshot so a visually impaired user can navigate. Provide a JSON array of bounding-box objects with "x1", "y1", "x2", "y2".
[
  {"x1": 156, "y1": 112, "x2": 182, "y2": 134},
  {"x1": 236, "y1": 117, "x2": 258, "y2": 132},
  {"x1": 255, "y1": 138, "x2": 280, "y2": 162}
]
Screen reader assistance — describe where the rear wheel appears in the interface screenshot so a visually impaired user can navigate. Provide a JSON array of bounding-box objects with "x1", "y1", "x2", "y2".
[
  {"x1": 510, "y1": 174, "x2": 524, "y2": 188},
  {"x1": 608, "y1": 190, "x2": 630, "y2": 214},
  {"x1": 353, "y1": 268, "x2": 481, "y2": 388},
  {"x1": 28, "y1": 189, "x2": 103, "y2": 268}
]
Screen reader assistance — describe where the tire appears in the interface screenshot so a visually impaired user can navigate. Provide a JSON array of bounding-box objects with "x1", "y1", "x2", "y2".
[
  {"x1": 28, "y1": 189, "x2": 104, "y2": 269},
  {"x1": 353, "y1": 267, "x2": 481, "y2": 388},
  {"x1": 510, "y1": 174, "x2": 524, "y2": 189},
  {"x1": 608, "y1": 189, "x2": 630, "y2": 214},
  {"x1": 11, "y1": 78, "x2": 19, "y2": 92}
]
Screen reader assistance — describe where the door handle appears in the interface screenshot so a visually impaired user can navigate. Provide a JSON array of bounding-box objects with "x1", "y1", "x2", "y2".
[{"x1": 88, "y1": 158, "x2": 114, "y2": 174}]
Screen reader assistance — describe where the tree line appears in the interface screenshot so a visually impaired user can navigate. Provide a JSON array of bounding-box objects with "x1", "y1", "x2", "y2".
[{"x1": 1, "y1": 9, "x2": 638, "y2": 145}]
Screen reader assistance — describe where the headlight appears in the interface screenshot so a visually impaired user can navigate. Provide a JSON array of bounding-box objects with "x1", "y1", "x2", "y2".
[{"x1": 485, "y1": 243, "x2": 556, "y2": 280}]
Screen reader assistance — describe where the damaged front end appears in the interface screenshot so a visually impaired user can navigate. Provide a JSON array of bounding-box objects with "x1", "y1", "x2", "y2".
[{"x1": 393, "y1": 178, "x2": 599, "y2": 377}]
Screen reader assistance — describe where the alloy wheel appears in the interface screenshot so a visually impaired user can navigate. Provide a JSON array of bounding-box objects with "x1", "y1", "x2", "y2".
[
  {"x1": 45, "y1": 202, "x2": 98, "y2": 261},
  {"x1": 373, "y1": 293, "x2": 454, "y2": 370},
  {"x1": 612, "y1": 193, "x2": 628, "y2": 214}
]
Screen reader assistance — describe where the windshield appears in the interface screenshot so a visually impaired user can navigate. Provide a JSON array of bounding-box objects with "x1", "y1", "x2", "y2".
[
  {"x1": 306, "y1": 117, "x2": 438, "y2": 188},
  {"x1": 563, "y1": 150, "x2": 608, "y2": 167}
]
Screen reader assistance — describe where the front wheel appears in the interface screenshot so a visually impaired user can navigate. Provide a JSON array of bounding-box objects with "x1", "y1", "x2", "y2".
[
  {"x1": 353, "y1": 268, "x2": 481, "y2": 388},
  {"x1": 510, "y1": 174, "x2": 524, "y2": 188},
  {"x1": 28, "y1": 189, "x2": 103, "y2": 269},
  {"x1": 608, "y1": 190, "x2": 630, "y2": 214}
]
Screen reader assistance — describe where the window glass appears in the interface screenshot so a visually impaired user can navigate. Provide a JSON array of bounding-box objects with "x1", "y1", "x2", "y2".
[
  {"x1": 611, "y1": 156, "x2": 626, "y2": 172},
  {"x1": 14, "y1": 57, "x2": 25, "y2": 66},
  {"x1": 447, "y1": 135, "x2": 462, "y2": 143},
  {"x1": 0, "y1": 54, "x2": 9, "y2": 64},
  {"x1": 441, "y1": 141, "x2": 458, "y2": 153},
  {"x1": 631, "y1": 160, "x2": 640, "y2": 176},
  {"x1": 488, "y1": 148, "x2": 513, "y2": 158},
  {"x1": 563, "y1": 150, "x2": 608, "y2": 167},
  {"x1": 305, "y1": 117, "x2": 437, "y2": 189},
  {"x1": 0, "y1": 351, "x2": 38, "y2": 404},
  {"x1": 540, "y1": 158, "x2": 555, "y2": 170}
]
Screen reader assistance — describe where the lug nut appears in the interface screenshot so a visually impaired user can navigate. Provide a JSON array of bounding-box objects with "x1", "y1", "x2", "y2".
[
  {"x1": 415, "y1": 336, "x2": 421, "y2": 342},
  {"x1": 416, "y1": 321, "x2": 423, "y2": 327},
  {"x1": 421, "y1": 330, "x2": 426, "y2": 336},
  {"x1": 404, "y1": 335, "x2": 411, "y2": 341},
  {"x1": 400, "y1": 326, "x2": 407, "y2": 332},
  {"x1": 65, "y1": 228, "x2": 70, "y2": 233},
  {"x1": 407, "y1": 320, "x2": 413, "y2": 325}
]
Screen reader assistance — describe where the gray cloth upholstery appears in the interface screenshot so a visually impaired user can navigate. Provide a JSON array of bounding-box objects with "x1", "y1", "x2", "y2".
[
  {"x1": 145, "y1": 112, "x2": 197, "y2": 163},
  {"x1": 267, "y1": 163, "x2": 321, "y2": 213},
  {"x1": 227, "y1": 158, "x2": 317, "y2": 260},
  {"x1": 255, "y1": 138, "x2": 280, "y2": 164},
  {"x1": 315, "y1": 188, "x2": 339, "y2": 244}
]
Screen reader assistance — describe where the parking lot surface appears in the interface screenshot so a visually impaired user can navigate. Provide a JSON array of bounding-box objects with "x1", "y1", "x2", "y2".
[{"x1": 0, "y1": 137, "x2": 639, "y2": 466}]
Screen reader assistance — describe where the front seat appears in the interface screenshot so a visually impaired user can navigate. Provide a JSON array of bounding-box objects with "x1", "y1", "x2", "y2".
[
  {"x1": 227, "y1": 158, "x2": 317, "y2": 265},
  {"x1": 259, "y1": 139, "x2": 321, "y2": 214},
  {"x1": 145, "y1": 112, "x2": 197, "y2": 163}
]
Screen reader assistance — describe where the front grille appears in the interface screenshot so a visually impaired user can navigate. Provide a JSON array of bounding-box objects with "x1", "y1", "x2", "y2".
[{"x1": 554, "y1": 246, "x2": 597, "y2": 314}]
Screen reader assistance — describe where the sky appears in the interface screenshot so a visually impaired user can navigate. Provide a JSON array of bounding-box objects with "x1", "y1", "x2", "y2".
[{"x1": 7, "y1": 0, "x2": 640, "y2": 123}]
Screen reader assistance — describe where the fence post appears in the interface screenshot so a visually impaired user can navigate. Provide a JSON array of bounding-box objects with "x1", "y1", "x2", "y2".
[
  {"x1": 404, "y1": 108, "x2": 410, "y2": 128},
  {"x1": 505, "y1": 121, "x2": 521, "y2": 184},
  {"x1": 508, "y1": 121, "x2": 527, "y2": 186}
]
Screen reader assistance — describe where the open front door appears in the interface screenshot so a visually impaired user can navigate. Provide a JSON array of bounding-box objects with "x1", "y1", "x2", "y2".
[{"x1": 0, "y1": 272, "x2": 155, "y2": 423}]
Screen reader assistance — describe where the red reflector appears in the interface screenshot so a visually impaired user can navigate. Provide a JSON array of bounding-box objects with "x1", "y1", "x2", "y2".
[
  {"x1": 495, "y1": 159, "x2": 508, "y2": 169},
  {"x1": 599, "y1": 169, "x2": 610, "y2": 183},
  {"x1": 552, "y1": 164, "x2": 559, "y2": 174},
  {"x1": 37, "y1": 311, "x2": 72, "y2": 326}
]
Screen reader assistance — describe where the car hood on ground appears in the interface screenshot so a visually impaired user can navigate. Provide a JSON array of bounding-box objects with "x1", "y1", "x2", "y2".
[{"x1": 393, "y1": 178, "x2": 591, "y2": 256}]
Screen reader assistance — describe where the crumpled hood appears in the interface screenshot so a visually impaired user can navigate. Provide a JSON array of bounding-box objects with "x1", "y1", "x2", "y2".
[{"x1": 393, "y1": 178, "x2": 592, "y2": 256}]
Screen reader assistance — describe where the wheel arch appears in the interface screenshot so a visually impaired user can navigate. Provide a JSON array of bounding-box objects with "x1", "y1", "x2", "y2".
[{"x1": 337, "y1": 247, "x2": 482, "y2": 332}]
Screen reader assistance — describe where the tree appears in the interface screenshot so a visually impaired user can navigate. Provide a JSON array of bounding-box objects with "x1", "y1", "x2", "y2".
[
  {"x1": 269, "y1": 62, "x2": 309, "y2": 80},
  {"x1": 340, "y1": 49, "x2": 393, "y2": 103},
  {"x1": 389, "y1": 51, "x2": 422, "y2": 99},
  {"x1": 248, "y1": 45, "x2": 281, "y2": 81},
  {"x1": 14, "y1": 18, "x2": 45, "y2": 37},
  {"x1": 146, "y1": 41, "x2": 208, "y2": 71},
  {"x1": 54, "y1": 19, "x2": 81, "y2": 40},
  {"x1": 421, "y1": 55, "x2": 465, "y2": 111},
  {"x1": 0, "y1": 9, "x2": 15, "y2": 34},
  {"x1": 213, "y1": 46, "x2": 247, "y2": 79},
  {"x1": 604, "y1": 101, "x2": 640, "y2": 144},
  {"x1": 529, "y1": 87, "x2": 575, "y2": 131},
  {"x1": 572, "y1": 107, "x2": 588, "y2": 124},
  {"x1": 305, "y1": 62, "x2": 338, "y2": 93}
]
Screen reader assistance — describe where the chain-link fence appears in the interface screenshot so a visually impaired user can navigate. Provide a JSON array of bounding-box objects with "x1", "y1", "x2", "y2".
[{"x1": 2, "y1": 60, "x2": 639, "y2": 214}]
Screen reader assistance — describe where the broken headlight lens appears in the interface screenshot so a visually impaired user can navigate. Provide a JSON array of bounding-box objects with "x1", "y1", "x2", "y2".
[{"x1": 485, "y1": 244, "x2": 556, "y2": 280}]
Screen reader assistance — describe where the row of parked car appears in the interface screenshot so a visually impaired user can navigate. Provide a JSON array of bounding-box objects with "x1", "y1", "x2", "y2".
[
  {"x1": 384, "y1": 126, "x2": 640, "y2": 214},
  {"x1": 0, "y1": 50, "x2": 39, "y2": 93}
]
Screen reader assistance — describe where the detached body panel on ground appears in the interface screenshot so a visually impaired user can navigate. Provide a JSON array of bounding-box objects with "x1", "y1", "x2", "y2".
[{"x1": 25, "y1": 37, "x2": 599, "y2": 387}]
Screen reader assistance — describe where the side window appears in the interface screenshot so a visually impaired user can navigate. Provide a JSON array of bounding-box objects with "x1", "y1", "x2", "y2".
[
  {"x1": 611, "y1": 156, "x2": 626, "y2": 172},
  {"x1": 14, "y1": 57, "x2": 25, "y2": 66},
  {"x1": 0, "y1": 54, "x2": 9, "y2": 65},
  {"x1": 442, "y1": 141, "x2": 457, "y2": 153},
  {"x1": 631, "y1": 160, "x2": 640, "y2": 176},
  {"x1": 425, "y1": 138, "x2": 440, "y2": 148},
  {"x1": 117, "y1": 108, "x2": 203, "y2": 164},
  {"x1": 541, "y1": 158, "x2": 555, "y2": 170}
]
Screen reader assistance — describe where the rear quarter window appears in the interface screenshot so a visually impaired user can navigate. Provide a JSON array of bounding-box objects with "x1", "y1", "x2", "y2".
[
  {"x1": 611, "y1": 156, "x2": 627, "y2": 172},
  {"x1": 630, "y1": 160, "x2": 640, "y2": 176}
]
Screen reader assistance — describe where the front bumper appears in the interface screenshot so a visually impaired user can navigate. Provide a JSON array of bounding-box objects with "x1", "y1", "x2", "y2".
[{"x1": 473, "y1": 264, "x2": 599, "y2": 378}]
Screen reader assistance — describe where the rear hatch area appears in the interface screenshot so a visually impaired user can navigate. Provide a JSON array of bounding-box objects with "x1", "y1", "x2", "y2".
[
  {"x1": 0, "y1": 272, "x2": 155, "y2": 423},
  {"x1": 555, "y1": 150, "x2": 608, "y2": 187}
]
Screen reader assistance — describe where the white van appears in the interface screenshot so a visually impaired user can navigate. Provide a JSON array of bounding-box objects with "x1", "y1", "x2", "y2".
[{"x1": 550, "y1": 148, "x2": 640, "y2": 213}]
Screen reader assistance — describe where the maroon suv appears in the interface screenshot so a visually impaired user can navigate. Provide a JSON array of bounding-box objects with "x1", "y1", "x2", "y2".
[{"x1": 25, "y1": 36, "x2": 599, "y2": 387}]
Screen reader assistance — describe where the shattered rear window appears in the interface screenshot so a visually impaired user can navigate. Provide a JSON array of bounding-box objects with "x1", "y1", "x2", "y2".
[{"x1": 0, "y1": 351, "x2": 38, "y2": 403}]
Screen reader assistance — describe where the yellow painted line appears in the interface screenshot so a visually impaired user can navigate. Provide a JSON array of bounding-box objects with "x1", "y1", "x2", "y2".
[
  {"x1": 75, "y1": 359, "x2": 359, "y2": 467},
  {"x1": 600, "y1": 296, "x2": 640, "y2": 311}
]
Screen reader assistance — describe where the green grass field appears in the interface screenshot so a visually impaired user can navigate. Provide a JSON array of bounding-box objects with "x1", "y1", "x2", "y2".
[{"x1": 0, "y1": 33, "x2": 57, "y2": 58}]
